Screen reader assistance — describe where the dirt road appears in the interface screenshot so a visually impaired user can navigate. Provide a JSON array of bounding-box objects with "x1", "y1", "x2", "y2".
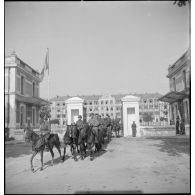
[{"x1": 5, "y1": 136, "x2": 190, "y2": 194}]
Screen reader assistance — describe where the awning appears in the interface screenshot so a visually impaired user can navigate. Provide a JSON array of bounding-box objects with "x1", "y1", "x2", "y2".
[
  {"x1": 16, "y1": 94, "x2": 51, "y2": 106},
  {"x1": 158, "y1": 91, "x2": 189, "y2": 104}
]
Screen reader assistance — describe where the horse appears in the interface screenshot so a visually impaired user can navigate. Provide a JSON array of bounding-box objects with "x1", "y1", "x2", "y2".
[
  {"x1": 62, "y1": 124, "x2": 79, "y2": 161},
  {"x1": 24, "y1": 128, "x2": 62, "y2": 172},
  {"x1": 77, "y1": 123, "x2": 88, "y2": 160}
]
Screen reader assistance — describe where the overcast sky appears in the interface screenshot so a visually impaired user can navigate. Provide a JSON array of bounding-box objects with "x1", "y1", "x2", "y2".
[{"x1": 5, "y1": 1, "x2": 189, "y2": 99}]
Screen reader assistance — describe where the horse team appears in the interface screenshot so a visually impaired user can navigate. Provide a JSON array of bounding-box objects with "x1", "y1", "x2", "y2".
[{"x1": 24, "y1": 117, "x2": 121, "y2": 172}]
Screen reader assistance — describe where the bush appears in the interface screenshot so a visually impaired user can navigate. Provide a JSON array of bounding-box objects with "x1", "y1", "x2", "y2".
[{"x1": 5, "y1": 136, "x2": 15, "y2": 141}]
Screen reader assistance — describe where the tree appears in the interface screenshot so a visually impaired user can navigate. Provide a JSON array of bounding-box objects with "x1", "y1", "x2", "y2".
[
  {"x1": 142, "y1": 112, "x2": 154, "y2": 125},
  {"x1": 39, "y1": 105, "x2": 51, "y2": 124},
  {"x1": 173, "y1": 0, "x2": 189, "y2": 7}
]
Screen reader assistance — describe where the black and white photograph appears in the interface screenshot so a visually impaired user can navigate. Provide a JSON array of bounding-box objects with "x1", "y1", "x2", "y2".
[{"x1": 4, "y1": 0, "x2": 191, "y2": 194}]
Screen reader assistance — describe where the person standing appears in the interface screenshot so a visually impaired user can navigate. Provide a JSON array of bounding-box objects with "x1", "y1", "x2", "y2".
[
  {"x1": 131, "y1": 121, "x2": 137, "y2": 137},
  {"x1": 176, "y1": 116, "x2": 180, "y2": 135},
  {"x1": 180, "y1": 118, "x2": 185, "y2": 135}
]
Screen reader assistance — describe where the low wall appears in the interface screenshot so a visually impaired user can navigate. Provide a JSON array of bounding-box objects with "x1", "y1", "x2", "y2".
[
  {"x1": 8, "y1": 128, "x2": 67, "y2": 141},
  {"x1": 139, "y1": 125, "x2": 190, "y2": 137}
]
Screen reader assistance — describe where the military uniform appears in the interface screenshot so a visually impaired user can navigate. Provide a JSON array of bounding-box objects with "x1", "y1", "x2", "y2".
[
  {"x1": 88, "y1": 115, "x2": 100, "y2": 143},
  {"x1": 131, "y1": 122, "x2": 137, "y2": 137},
  {"x1": 39, "y1": 120, "x2": 51, "y2": 151},
  {"x1": 76, "y1": 119, "x2": 84, "y2": 132}
]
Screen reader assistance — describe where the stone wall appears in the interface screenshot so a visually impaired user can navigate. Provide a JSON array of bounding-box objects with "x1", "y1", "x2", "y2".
[{"x1": 140, "y1": 125, "x2": 190, "y2": 136}]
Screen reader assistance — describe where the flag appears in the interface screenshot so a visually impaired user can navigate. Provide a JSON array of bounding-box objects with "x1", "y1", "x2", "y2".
[
  {"x1": 40, "y1": 66, "x2": 45, "y2": 82},
  {"x1": 45, "y1": 49, "x2": 49, "y2": 74}
]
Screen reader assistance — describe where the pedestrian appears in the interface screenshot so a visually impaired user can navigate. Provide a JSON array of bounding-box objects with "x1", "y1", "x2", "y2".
[
  {"x1": 131, "y1": 121, "x2": 137, "y2": 137},
  {"x1": 180, "y1": 118, "x2": 185, "y2": 135},
  {"x1": 176, "y1": 116, "x2": 180, "y2": 135}
]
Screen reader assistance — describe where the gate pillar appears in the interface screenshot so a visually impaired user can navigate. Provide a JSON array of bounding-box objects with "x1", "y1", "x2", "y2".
[
  {"x1": 121, "y1": 95, "x2": 140, "y2": 137},
  {"x1": 65, "y1": 97, "x2": 84, "y2": 125}
]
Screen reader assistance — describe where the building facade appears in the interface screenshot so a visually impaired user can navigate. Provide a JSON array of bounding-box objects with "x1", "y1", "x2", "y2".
[
  {"x1": 5, "y1": 52, "x2": 49, "y2": 138},
  {"x1": 159, "y1": 49, "x2": 190, "y2": 125},
  {"x1": 50, "y1": 93, "x2": 168, "y2": 126}
]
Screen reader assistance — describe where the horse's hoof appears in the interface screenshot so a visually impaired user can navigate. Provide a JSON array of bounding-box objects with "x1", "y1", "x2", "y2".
[
  {"x1": 31, "y1": 168, "x2": 34, "y2": 172},
  {"x1": 40, "y1": 167, "x2": 43, "y2": 171}
]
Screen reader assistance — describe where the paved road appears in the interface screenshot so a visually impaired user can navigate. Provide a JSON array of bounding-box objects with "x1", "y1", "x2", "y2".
[{"x1": 5, "y1": 136, "x2": 190, "y2": 194}]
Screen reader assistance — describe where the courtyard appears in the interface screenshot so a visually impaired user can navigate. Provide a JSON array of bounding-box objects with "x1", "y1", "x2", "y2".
[{"x1": 5, "y1": 135, "x2": 190, "y2": 194}]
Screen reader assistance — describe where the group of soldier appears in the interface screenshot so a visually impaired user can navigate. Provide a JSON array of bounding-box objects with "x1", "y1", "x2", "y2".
[{"x1": 76, "y1": 113, "x2": 117, "y2": 147}]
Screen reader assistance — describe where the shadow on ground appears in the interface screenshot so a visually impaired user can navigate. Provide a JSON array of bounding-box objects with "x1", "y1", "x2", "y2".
[
  {"x1": 75, "y1": 190, "x2": 142, "y2": 194},
  {"x1": 146, "y1": 136, "x2": 190, "y2": 157}
]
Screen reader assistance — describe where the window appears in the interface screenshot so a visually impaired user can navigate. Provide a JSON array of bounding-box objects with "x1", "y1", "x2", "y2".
[
  {"x1": 111, "y1": 107, "x2": 113, "y2": 111},
  {"x1": 183, "y1": 70, "x2": 187, "y2": 89},
  {"x1": 164, "y1": 105, "x2": 167, "y2": 109},
  {"x1": 101, "y1": 101, "x2": 103, "y2": 104},
  {"x1": 106, "y1": 107, "x2": 109, "y2": 111},
  {"x1": 57, "y1": 103, "x2": 60, "y2": 106},
  {"x1": 110, "y1": 100, "x2": 113, "y2": 104},
  {"x1": 57, "y1": 110, "x2": 60, "y2": 112},
  {"x1": 89, "y1": 101, "x2": 92, "y2": 105},
  {"x1": 105, "y1": 101, "x2": 108, "y2": 104},
  {"x1": 21, "y1": 76, "x2": 24, "y2": 95},
  {"x1": 63, "y1": 103, "x2": 65, "y2": 106},
  {"x1": 57, "y1": 114, "x2": 60, "y2": 118},
  {"x1": 150, "y1": 99, "x2": 153, "y2": 103},
  {"x1": 32, "y1": 82, "x2": 35, "y2": 96},
  {"x1": 111, "y1": 113, "x2": 113, "y2": 116},
  {"x1": 90, "y1": 108, "x2": 92, "y2": 112},
  {"x1": 144, "y1": 100, "x2": 147, "y2": 104},
  {"x1": 62, "y1": 114, "x2": 66, "y2": 118}
]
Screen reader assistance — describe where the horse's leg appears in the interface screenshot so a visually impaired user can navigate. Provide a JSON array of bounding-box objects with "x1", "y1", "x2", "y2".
[
  {"x1": 49, "y1": 148, "x2": 54, "y2": 166},
  {"x1": 72, "y1": 143, "x2": 77, "y2": 161},
  {"x1": 40, "y1": 150, "x2": 44, "y2": 171},
  {"x1": 62, "y1": 145, "x2": 66, "y2": 162},
  {"x1": 56, "y1": 145, "x2": 63, "y2": 162},
  {"x1": 30, "y1": 151, "x2": 37, "y2": 172}
]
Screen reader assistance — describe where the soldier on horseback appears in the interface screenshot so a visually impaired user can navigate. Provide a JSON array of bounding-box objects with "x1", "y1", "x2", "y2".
[
  {"x1": 88, "y1": 113, "x2": 100, "y2": 144},
  {"x1": 76, "y1": 115, "x2": 84, "y2": 132},
  {"x1": 39, "y1": 115, "x2": 51, "y2": 151}
]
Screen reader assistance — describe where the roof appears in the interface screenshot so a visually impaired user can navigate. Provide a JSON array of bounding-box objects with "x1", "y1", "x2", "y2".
[
  {"x1": 5, "y1": 53, "x2": 40, "y2": 75},
  {"x1": 16, "y1": 94, "x2": 51, "y2": 105},
  {"x1": 50, "y1": 93, "x2": 163, "y2": 102},
  {"x1": 158, "y1": 91, "x2": 189, "y2": 104},
  {"x1": 121, "y1": 95, "x2": 140, "y2": 102},
  {"x1": 65, "y1": 97, "x2": 84, "y2": 104}
]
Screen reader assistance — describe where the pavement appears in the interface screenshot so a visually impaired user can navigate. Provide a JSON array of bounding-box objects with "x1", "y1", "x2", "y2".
[{"x1": 5, "y1": 135, "x2": 190, "y2": 194}]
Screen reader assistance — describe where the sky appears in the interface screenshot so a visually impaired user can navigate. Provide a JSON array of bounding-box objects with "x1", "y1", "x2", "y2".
[{"x1": 5, "y1": 1, "x2": 190, "y2": 99}]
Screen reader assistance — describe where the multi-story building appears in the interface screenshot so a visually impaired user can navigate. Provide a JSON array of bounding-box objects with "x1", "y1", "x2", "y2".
[
  {"x1": 50, "y1": 93, "x2": 168, "y2": 126},
  {"x1": 5, "y1": 51, "x2": 49, "y2": 138},
  {"x1": 159, "y1": 49, "x2": 190, "y2": 125}
]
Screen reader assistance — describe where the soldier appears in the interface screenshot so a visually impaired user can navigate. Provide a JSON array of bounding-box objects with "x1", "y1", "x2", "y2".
[
  {"x1": 180, "y1": 118, "x2": 185, "y2": 135},
  {"x1": 105, "y1": 114, "x2": 112, "y2": 141},
  {"x1": 39, "y1": 115, "x2": 51, "y2": 151},
  {"x1": 76, "y1": 115, "x2": 84, "y2": 132},
  {"x1": 176, "y1": 116, "x2": 180, "y2": 135},
  {"x1": 131, "y1": 121, "x2": 137, "y2": 137},
  {"x1": 88, "y1": 113, "x2": 100, "y2": 144}
]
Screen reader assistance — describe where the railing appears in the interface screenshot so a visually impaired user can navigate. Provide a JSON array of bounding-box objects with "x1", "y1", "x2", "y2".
[{"x1": 140, "y1": 121, "x2": 169, "y2": 126}]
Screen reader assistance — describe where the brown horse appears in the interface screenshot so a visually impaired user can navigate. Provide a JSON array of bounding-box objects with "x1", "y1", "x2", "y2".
[{"x1": 24, "y1": 128, "x2": 62, "y2": 172}]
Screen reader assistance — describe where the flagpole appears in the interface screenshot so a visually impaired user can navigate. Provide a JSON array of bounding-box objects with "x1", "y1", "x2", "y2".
[{"x1": 47, "y1": 48, "x2": 50, "y2": 102}]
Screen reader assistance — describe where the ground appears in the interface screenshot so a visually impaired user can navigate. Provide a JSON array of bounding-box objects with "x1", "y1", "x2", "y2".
[{"x1": 5, "y1": 136, "x2": 190, "y2": 194}]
